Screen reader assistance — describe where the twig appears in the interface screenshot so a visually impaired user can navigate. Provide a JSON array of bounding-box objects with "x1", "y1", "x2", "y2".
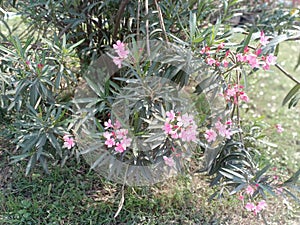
[
  {"x1": 154, "y1": 0, "x2": 169, "y2": 43},
  {"x1": 113, "y1": 0, "x2": 130, "y2": 41},
  {"x1": 136, "y1": 0, "x2": 141, "y2": 42},
  {"x1": 114, "y1": 165, "x2": 128, "y2": 218},
  {"x1": 145, "y1": 0, "x2": 150, "y2": 56},
  {"x1": 275, "y1": 63, "x2": 300, "y2": 85}
]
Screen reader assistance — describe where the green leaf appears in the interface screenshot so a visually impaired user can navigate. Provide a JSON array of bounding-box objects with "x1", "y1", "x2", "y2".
[
  {"x1": 189, "y1": 11, "x2": 197, "y2": 40},
  {"x1": 220, "y1": 167, "x2": 246, "y2": 181},
  {"x1": 283, "y1": 168, "x2": 300, "y2": 186},
  {"x1": 10, "y1": 153, "x2": 31, "y2": 164},
  {"x1": 259, "y1": 184, "x2": 276, "y2": 196},
  {"x1": 47, "y1": 132, "x2": 62, "y2": 157},
  {"x1": 282, "y1": 84, "x2": 300, "y2": 106},
  {"x1": 253, "y1": 164, "x2": 271, "y2": 182},
  {"x1": 230, "y1": 183, "x2": 247, "y2": 195},
  {"x1": 283, "y1": 188, "x2": 300, "y2": 204},
  {"x1": 26, "y1": 153, "x2": 37, "y2": 176},
  {"x1": 289, "y1": 93, "x2": 300, "y2": 108},
  {"x1": 237, "y1": 30, "x2": 252, "y2": 53},
  {"x1": 39, "y1": 155, "x2": 50, "y2": 174},
  {"x1": 90, "y1": 151, "x2": 110, "y2": 170}
]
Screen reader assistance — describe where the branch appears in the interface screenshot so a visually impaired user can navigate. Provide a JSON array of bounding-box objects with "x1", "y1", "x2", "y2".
[
  {"x1": 145, "y1": 0, "x2": 150, "y2": 56},
  {"x1": 112, "y1": 0, "x2": 130, "y2": 41},
  {"x1": 275, "y1": 63, "x2": 300, "y2": 85},
  {"x1": 154, "y1": 0, "x2": 169, "y2": 43}
]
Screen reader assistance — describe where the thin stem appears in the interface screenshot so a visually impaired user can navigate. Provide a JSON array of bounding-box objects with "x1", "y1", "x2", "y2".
[
  {"x1": 236, "y1": 71, "x2": 243, "y2": 142},
  {"x1": 247, "y1": 45, "x2": 300, "y2": 85},
  {"x1": 154, "y1": 0, "x2": 169, "y2": 43},
  {"x1": 145, "y1": 0, "x2": 150, "y2": 57},
  {"x1": 275, "y1": 63, "x2": 300, "y2": 85},
  {"x1": 136, "y1": 0, "x2": 141, "y2": 42},
  {"x1": 113, "y1": 0, "x2": 130, "y2": 41}
]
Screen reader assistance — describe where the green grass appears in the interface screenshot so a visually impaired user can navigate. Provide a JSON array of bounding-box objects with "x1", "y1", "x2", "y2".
[
  {"x1": 0, "y1": 157, "x2": 225, "y2": 225},
  {"x1": 243, "y1": 41, "x2": 300, "y2": 174}
]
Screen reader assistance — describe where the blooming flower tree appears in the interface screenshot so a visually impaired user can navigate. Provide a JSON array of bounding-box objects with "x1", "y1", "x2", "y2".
[{"x1": 74, "y1": 30, "x2": 299, "y2": 222}]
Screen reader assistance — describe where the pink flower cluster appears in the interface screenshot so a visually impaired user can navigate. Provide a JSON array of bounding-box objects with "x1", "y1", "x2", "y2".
[
  {"x1": 204, "y1": 119, "x2": 232, "y2": 143},
  {"x1": 63, "y1": 134, "x2": 75, "y2": 149},
  {"x1": 163, "y1": 110, "x2": 198, "y2": 142},
  {"x1": 222, "y1": 84, "x2": 249, "y2": 104},
  {"x1": 112, "y1": 40, "x2": 129, "y2": 68},
  {"x1": 163, "y1": 156, "x2": 175, "y2": 167},
  {"x1": 236, "y1": 48, "x2": 276, "y2": 70},
  {"x1": 245, "y1": 200, "x2": 267, "y2": 215},
  {"x1": 201, "y1": 31, "x2": 276, "y2": 71},
  {"x1": 235, "y1": 31, "x2": 276, "y2": 70},
  {"x1": 103, "y1": 119, "x2": 132, "y2": 153},
  {"x1": 238, "y1": 185, "x2": 267, "y2": 215},
  {"x1": 275, "y1": 124, "x2": 284, "y2": 133},
  {"x1": 201, "y1": 43, "x2": 230, "y2": 68}
]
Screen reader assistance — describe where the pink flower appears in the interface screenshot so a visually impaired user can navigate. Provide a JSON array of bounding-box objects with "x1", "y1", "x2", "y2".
[
  {"x1": 236, "y1": 53, "x2": 247, "y2": 62},
  {"x1": 217, "y1": 42, "x2": 225, "y2": 50},
  {"x1": 222, "y1": 60, "x2": 229, "y2": 67},
  {"x1": 105, "y1": 138, "x2": 115, "y2": 148},
  {"x1": 63, "y1": 135, "x2": 75, "y2": 149},
  {"x1": 207, "y1": 57, "x2": 216, "y2": 66},
  {"x1": 114, "y1": 120, "x2": 121, "y2": 129},
  {"x1": 246, "y1": 54, "x2": 259, "y2": 68},
  {"x1": 103, "y1": 131, "x2": 112, "y2": 139},
  {"x1": 179, "y1": 113, "x2": 194, "y2": 128},
  {"x1": 121, "y1": 137, "x2": 132, "y2": 148},
  {"x1": 245, "y1": 201, "x2": 267, "y2": 215},
  {"x1": 215, "y1": 121, "x2": 231, "y2": 139},
  {"x1": 266, "y1": 54, "x2": 277, "y2": 65},
  {"x1": 113, "y1": 57, "x2": 123, "y2": 68},
  {"x1": 238, "y1": 194, "x2": 244, "y2": 201},
  {"x1": 226, "y1": 89, "x2": 236, "y2": 98},
  {"x1": 180, "y1": 126, "x2": 197, "y2": 142},
  {"x1": 204, "y1": 129, "x2": 217, "y2": 143},
  {"x1": 166, "y1": 110, "x2": 176, "y2": 121},
  {"x1": 115, "y1": 142, "x2": 126, "y2": 153},
  {"x1": 255, "y1": 48, "x2": 262, "y2": 56},
  {"x1": 163, "y1": 122, "x2": 173, "y2": 134},
  {"x1": 245, "y1": 202, "x2": 256, "y2": 212},
  {"x1": 200, "y1": 47, "x2": 206, "y2": 54},
  {"x1": 223, "y1": 129, "x2": 232, "y2": 139},
  {"x1": 113, "y1": 40, "x2": 129, "y2": 59},
  {"x1": 240, "y1": 92, "x2": 249, "y2": 102},
  {"x1": 37, "y1": 63, "x2": 44, "y2": 70},
  {"x1": 200, "y1": 46, "x2": 210, "y2": 54},
  {"x1": 256, "y1": 200, "x2": 267, "y2": 211},
  {"x1": 104, "y1": 119, "x2": 114, "y2": 129},
  {"x1": 262, "y1": 63, "x2": 270, "y2": 71},
  {"x1": 275, "y1": 124, "x2": 284, "y2": 133},
  {"x1": 226, "y1": 119, "x2": 232, "y2": 126},
  {"x1": 215, "y1": 121, "x2": 226, "y2": 132},
  {"x1": 246, "y1": 185, "x2": 254, "y2": 195},
  {"x1": 225, "y1": 50, "x2": 230, "y2": 57},
  {"x1": 171, "y1": 131, "x2": 179, "y2": 139},
  {"x1": 118, "y1": 49, "x2": 129, "y2": 59},
  {"x1": 260, "y1": 30, "x2": 269, "y2": 46},
  {"x1": 163, "y1": 156, "x2": 175, "y2": 167},
  {"x1": 113, "y1": 40, "x2": 125, "y2": 50},
  {"x1": 116, "y1": 129, "x2": 128, "y2": 139}
]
